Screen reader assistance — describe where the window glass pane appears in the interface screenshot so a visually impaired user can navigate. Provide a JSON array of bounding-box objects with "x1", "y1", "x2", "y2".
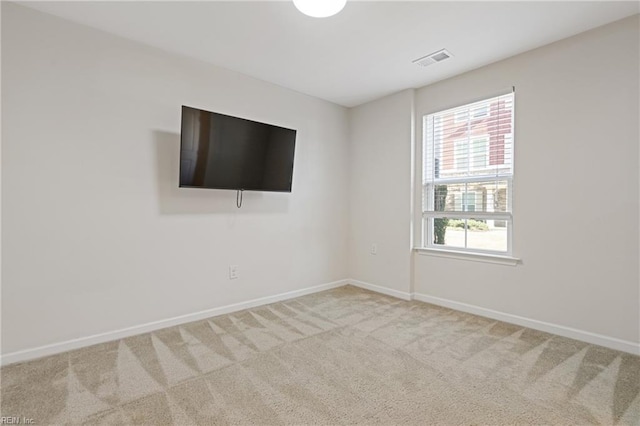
[
  {"x1": 470, "y1": 138, "x2": 488, "y2": 169},
  {"x1": 437, "y1": 133, "x2": 509, "y2": 178},
  {"x1": 466, "y1": 219, "x2": 508, "y2": 252},
  {"x1": 431, "y1": 94, "x2": 514, "y2": 180},
  {"x1": 448, "y1": 137, "x2": 489, "y2": 172},
  {"x1": 454, "y1": 110, "x2": 468, "y2": 123},
  {"x1": 471, "y1": 105, "x2": 489, "y2": 119},
  {"x1": 429, "y1": 217, "x2": 509, "y2": 252},
  {"x1": 430, "y1": 217, "x2": 465, "y2": 248},
  {"x1": 453, "y1": 140, "x2": 468, "y2": 171},
  {"x1": 431, "y1": 180, "x2": 509, "y2": 213}
]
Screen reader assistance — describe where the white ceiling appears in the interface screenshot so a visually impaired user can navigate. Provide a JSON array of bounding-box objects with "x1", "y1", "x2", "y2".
[{"x1": 20, "y1": 1, "x2": 640, "y2": 107}]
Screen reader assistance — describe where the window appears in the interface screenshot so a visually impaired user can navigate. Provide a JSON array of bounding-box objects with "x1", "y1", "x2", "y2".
[
  {"x1": 454, "y1": 105, "x2": 488, "y2": 122},
  {"x1": 454, "y1": 110, "x2": 468, "y2": 123},
  {"x1": 422, "y1": 91, "x2": 514, "y2": 254},
  {"x1": 454, "y1": 135, "x2": 489, "y2": 171},
  {"x1": 460, "y1": 192, "x2": 477, "y2": 212},
  {"x1": 470, "y1": 105, "x2": 489, "y2": 119}
]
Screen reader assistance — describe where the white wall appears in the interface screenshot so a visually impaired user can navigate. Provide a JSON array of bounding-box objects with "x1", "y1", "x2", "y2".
[
  {"x1": 3, "y1": 3, "x2": 638, "y2": 360},
  {"x1": 348, "y1": 90, "x2": 414, "y2": 297},
  {"x1": 1, "y1": 3, "x2": 349, "y2": 355},
  {"x1": 413, "y1": 15, "x2": 639, "y2": 345},
  {"x1": 0, "y1": 1, "x2": 4, "y2": 360}
]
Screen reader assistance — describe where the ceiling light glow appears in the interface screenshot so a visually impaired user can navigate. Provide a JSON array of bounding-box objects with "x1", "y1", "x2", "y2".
[{"x1": 293, "y1": 0, "x2": 347, "y2": 18}]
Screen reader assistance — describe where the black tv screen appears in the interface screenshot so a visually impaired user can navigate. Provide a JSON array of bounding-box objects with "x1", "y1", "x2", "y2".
[{"x1": 179, "y1": 106, "x2": 296, "y2": 192}]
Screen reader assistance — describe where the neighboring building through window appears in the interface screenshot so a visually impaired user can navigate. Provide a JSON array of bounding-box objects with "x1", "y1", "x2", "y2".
[
  {"x1": 422, "y1": 91, "x2": 514, "y2": 254},
  {"x1": 453, "y1": 135, "x2": 489, "y2": 171}
]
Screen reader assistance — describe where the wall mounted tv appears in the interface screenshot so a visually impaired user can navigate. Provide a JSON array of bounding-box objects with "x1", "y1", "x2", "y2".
[{"x1": 179, "y1": 106, "x2": 297, "y2": 192}]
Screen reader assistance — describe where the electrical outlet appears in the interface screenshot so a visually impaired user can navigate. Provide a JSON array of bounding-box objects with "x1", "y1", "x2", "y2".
[
  {"x1": 229, "y1": 265, "x2": 239, "y2": 279},
  {"x1": 370, "y1": 244, "x2": 377, "y2": 255}
]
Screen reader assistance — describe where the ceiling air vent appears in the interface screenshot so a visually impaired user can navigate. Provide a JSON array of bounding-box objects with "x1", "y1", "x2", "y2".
[{"x1": 413, "y1": 49, "x2": 453, "y2": 67}]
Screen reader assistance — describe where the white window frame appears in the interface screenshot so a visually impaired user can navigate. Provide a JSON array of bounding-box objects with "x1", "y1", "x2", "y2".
[{"x1": 421, "y1": 92, "x2": 515, "y2": 257}]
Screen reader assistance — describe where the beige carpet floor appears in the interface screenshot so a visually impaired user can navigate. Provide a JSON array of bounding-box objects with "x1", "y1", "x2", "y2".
[{"x1": 1, "y1": 285, "x2": 639, "y2": 425}]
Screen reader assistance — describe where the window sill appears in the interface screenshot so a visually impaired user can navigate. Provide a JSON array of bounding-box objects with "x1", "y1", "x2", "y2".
[{"x1": 414, "y1": 247, "x2": 520, "y2": 266}]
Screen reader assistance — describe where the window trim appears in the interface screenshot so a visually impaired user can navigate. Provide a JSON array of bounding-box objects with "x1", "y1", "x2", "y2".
[{"x1": 414, "y1": 246, "x2": 520, "y2": 266}]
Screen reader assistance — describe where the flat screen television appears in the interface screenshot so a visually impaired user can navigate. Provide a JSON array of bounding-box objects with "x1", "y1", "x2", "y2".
[{"x1": 179, "y1": 106, "x2": 296, "y2": 192}]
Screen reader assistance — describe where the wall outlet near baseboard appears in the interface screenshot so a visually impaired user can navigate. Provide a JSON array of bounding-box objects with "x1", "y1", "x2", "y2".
[
  {"x1": 229, "y1": 265, "x2": 239, "y2": 279},
  {"x1": 370, "y1": 244, "x2": 377, "y2": 255}
]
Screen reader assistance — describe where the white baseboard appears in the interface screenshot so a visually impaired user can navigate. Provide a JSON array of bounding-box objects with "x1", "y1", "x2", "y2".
[
  {"x1": 347, "y1": 279, "x2": 412, "y2": 301},
  {"x1": 1, "y1": 279, "x2": 348, "y2": 366},
  {"x1": 413, "y1": 292, "x2": 640, "y2": 356},
  {"x1": 5, "y1": 280, "x2": 637, "y2": 365}
]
